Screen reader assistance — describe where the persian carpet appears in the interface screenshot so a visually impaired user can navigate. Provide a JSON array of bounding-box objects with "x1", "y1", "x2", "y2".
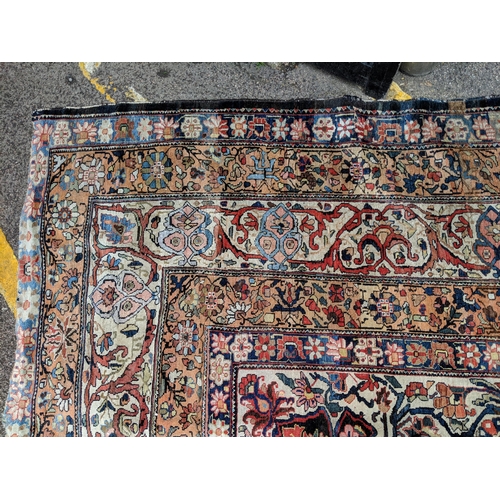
[{"x1": 4, "y1": 97, "x2": 500, "y2": 437}]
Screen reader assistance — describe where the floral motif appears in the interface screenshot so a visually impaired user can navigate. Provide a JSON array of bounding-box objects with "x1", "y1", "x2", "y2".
[
  {"x1": 227, "y1": 302, "x2": 251, "y2": 324},
  {"x1": 77, "y1": 158, "x2": 105, "y2": 194},
  {"x1": 18, "y1": 253, "x2": 40, "y2": 284},
  {"x1": 172, "y1": 320, "x2": 199, "y2": 356},
  {"x1": 355, "y1": 117, "x2": 373, "y2": 140},
  {"x1": 53, "y1": 383, "x2": 73, "y2": 412},
  {"x1": 33, "y1": 123, "x2": 54, "y2": 150},
  {"x1": 405, "y1": 343, "x2": 428, "y2": 366},
  {"x1": 404, "y1": 120, "x2": 421, "y2": 143},
  {"x1": 445, "y1": 118, "x2": 468, "y2": 141},
  {"x1": 292, "y1": 372, "x2": 324, "y2": 410},
  {"x1": 354, "y1": 338, "x2": 383, "y2": 366},
  {"x1": 338, "y1": 424, "x2": 361, "y2": 437},
  {"x1": 137, "y1": 117, "x2": 153, "y2": 140},
  {"x1": 337, "y1": 118, "x2": 355, "y2": 139},
  {"x1": 29, "y1": 152, "x2": 48, "y2": 185},
  {"x1": 181, "y1": 116, "x2": 203, "y2": 138},
  {"x1": 154, "y1": 117, "x2": 179, "y2": 140},
  {"x1": 322, "y1": 305, "x2": 345, "y2": 326},
  {"x1": 304, "y1": 337, "x2": 325, "y2": 360},
  {"x1": 11, "y1": 356, "x2": 34, "y2": 389},
  {"x1": 484, "y1": 343, "x2": 500, "y2": 370},
  {"x1": 204, "y1": 115, "x2": 229, "y2": 138},
  {"x1": 313, "y1": 117, "x2": 335, "y2": 141},
  {"x1": 209, "y1": 354, "x2": 231, "y2": 386},
  {"x1": 5, "y1": 392, "x2": 30, "y2": 421},
  {"x1": 433, "y1": 383, "x2": 468, "y2": 419},
  {"x1": 385, "y1": 342, "x2": 405, "y2": 366},
  {"x1": 23, "y1": 189, "x2": 42, "y2": 218},
  {"x1": 230, "y1": 116, "x2": 248, "y2": 138},
  {"x1": 405, "y1": 382, "x2": 428, "y2": 402},
  {"x1": 211, "y1": 332, "x2": 233, "y2": 355},
  {"x1": 141, "y1": 151, "x2": 173, "y2": 189},
  {"x1": 53, "y1": 121, "x2": 71, "y2": 146},
  {"x1": 456, "y1": 343, "x2": 481, "y2": 369},
  {"x1": 73, "y1": 121, "x2": 98, "y2": 144},
  {"x1": 254, "y1": 334, "x2": 276, "y2": 361},
  {"x1": 98, "y1": 119, "x2": 114, "y2": 143},
  {"x1": 199, "y1": 283, "x2": 225, "y2": 318},
  {"x1": 51, "y1": 200, "x2": 79, "y2": 230},
  {"x1": 229, "y1": 334, "x2": 253, "y2": 362},
  {"x1": 472, "y1": 116, "x2": 495, "y2": 141},
  {"x1": 326, "y1": 337, "x2": 353, "y2": 361},
  {"x1": 272, "y1": 118, "x2": 289, "y2": 140},
  {"x1": 421, "y1": 117, "x2": 443, "y2": 141},
  {"x1": 90, "y1": 271, "x2": 152, "y2": 323},
  {"x1": 10, "y1": 101, "x2": 500, "y2": 438},
  {"x1": 210, "y1": 389, "x2": 229, "y2": 417},
  {"x1": 290, "y1": 118, "x2": 310, "y2": 141},
  {"x1": 368, "y1": 292, "x2": 401, "y2": 324},
  {"x1": 100, "y1": 213, "x2": 136, "y2": 244}
]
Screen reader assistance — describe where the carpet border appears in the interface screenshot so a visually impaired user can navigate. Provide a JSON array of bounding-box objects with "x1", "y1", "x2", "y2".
[{"x1": 32, "y1": 95, "x2": 500, "y2": 119}]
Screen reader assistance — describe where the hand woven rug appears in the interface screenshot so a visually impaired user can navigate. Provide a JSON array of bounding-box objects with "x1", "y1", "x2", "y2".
[{"x1": 4, "y1": 97, "x2": 500, "y2": 437}]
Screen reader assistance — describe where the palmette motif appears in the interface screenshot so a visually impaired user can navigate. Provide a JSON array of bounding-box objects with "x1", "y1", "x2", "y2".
[{"x1": 5, "y1": 99, "x2": 500, "y2": 436}]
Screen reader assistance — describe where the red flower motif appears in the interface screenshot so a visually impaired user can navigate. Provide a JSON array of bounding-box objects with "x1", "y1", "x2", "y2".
[
  {"x1": 322, "y1": 305, "x2": 345, "y2": 327},
  {"x1": 254, "y1": 334, "x2": 276, "y2": 362},
  {"x1": 456, "y1": 342, "x2": 481, "y2": 369},
  {"x1": 355, "y1": 117, "x2": 373, "y2": 140},
  {"x1": 421, "y1": 117, "x2": 442, "y2": 142},
  {"x1": 405, "y1": 343, "x2": 428, "y2": 366},
  {"x1": 404, "y1": 120, "x2": 421, "y2": 143},
  {"x1": 329, "y1": 284, "x2": 345, "y2": 303}
]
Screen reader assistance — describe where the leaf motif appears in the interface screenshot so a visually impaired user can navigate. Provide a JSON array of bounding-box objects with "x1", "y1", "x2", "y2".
[
  {"x1": 167, "y1": 426, "x2": 180, "y2": 437},
  {"x1": 176, "y1": 165, "x2": 187, "y2": 179},
  {"x1": 276, "y1": 372, "x2": 296, "y2": 389},
  {"x1": 384, "y1": 375, "x2": 402, "y2": 389}
]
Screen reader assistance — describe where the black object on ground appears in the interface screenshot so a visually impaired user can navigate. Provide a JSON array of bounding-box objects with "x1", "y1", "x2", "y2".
[{"x1": 311, "y1": 63, "x2": 400, "y2": 99}]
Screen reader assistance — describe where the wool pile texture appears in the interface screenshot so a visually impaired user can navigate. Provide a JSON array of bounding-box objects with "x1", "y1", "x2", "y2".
[{"x1": 4, "y1": 98, "x2": 500, "y2": 437}]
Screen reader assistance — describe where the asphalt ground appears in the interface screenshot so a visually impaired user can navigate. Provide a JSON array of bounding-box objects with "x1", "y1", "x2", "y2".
[{"x1": 2, "y1": 61, "x2": 500, "y2": 436}]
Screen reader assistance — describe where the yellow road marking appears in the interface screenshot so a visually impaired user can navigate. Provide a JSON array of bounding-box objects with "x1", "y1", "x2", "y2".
[
  {"x1": 386, "y1": 82, "x2": 412, "y2": 101},
  {"x1": 125, "y1": 86, "x2": 148, "y2": 103},
  {"x1": 79, "y1": 63, "x2": 149, "y2": 103},
  {"x1": 83, "y1": 62, "x2": 101, "y2": 75},
  {"x1": 79, "y1": 62, "x2": 116, "y2": 104},
  {"x1": 0, "y1": 228, "x2": 18, "y2": 317}
]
